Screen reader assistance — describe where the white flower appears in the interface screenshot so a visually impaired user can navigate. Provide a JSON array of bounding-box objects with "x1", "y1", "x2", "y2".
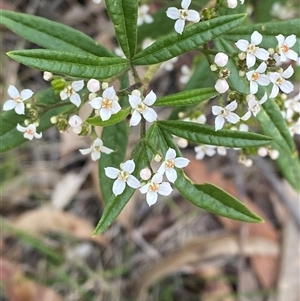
[
  {"x1": 104, "y1": 160, "x2": 140, "y2": 196},
  {"x1": 60, "y1": 80, "x2": 84, "y2": 107},
  {"x1": 194, "y1": 145, "x2": 216, "y2": 160},
  {"x1": 68, "y1": 115, "x2": 83, "y2": 134},
  {"x1": 276, "y1": 34, "x2": 298, "y2": 62},
  {"x1": 79, "y1": 138, "x2": 113, "y2": 161},
  {"x1": 214, "y1": 52, "x2": 229, "y2": 67},
  {"x1": 269, "y1": 65, "x2": 294, "y2": 98},
  {"x1": 215, "y1": 79, "x2": 229, "y2": 94},
  {"x1": 289, "y1": 118, "x2": 300, "y2": 136},
  {"x1": 161, "y1": 57, "x2": 178, "y2": 71},
  {"x1": 129, "y1": 90, "x2": 157, "y2": 126},
  {"x1": 139, "y1": 173, "x2": 173, "y2": 206},
  {"x1": 17, "y1": 123, "x2": 42, "y2": 140},
  {"x1": 157, "y1": 148, "x2": 190, "y2": 183},
  {"x1": 241, "y1": 93, "x2": 268, "y2": 120},
  {"x1": 180, "y1": 65, "x2": 192, "y2": 84},
  {"x1": 89, "y1": 86, "x2": 121, "y2": 121},
  {"x1": 227, "y1": 0, "x2": 238, "y2": 9},
  {"x1": 212, "y1": 100, "x2": 240, "y2": 130},
  {"x1": 87, "y1": 79, "x2": 100, "y2": 93},
  {"x1": 246, "y1": 62, "x2": 270, "y2": 94},
  {"x1": 3, "y1": 85, "x2": 34, "y2": 115},
  {"x1": 166, "y1": 0, "x2": 200, "y2": 34},
  {"x1": 138, "y1": 4, "x2": 153, "y2": 26},
  {"x1": 284, "y1": 93, "x2": 300, "y2": 121},
  {"x1": 271, "y1": 2, "x2": 297, "y2": 20},
  {"x1": 235, "y1": 31, "x2": 269, "y2": 68},
  {"x1": 217, "y1": 146, "x2": 227, "y2": 156}
]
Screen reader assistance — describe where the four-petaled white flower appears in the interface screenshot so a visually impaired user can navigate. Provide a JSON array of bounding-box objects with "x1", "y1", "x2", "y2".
[
  {"x1": 289, "y1": 118, "x2": 300, "y2": 136},
  {"x1": 68, "y1": 115, "x2": 83, "y2": 134},
  {"x1": 60, "y1": 80, "x2": 84, "y2": 107},
  {"x1": 17, "y1": 123, "x2": 42, "y2": 140},
  {"x1": 105, "y1": 160, "x2": 140, "y2": 196},
  {"x1": 129, "y1": 90, "x2": 157, "y2": 126},
  {"x1": 246, "y1": 62, "x2": 270, "y2": 94},
  {"x1": 3, "y1": 85, "x2": 34, "y2": 115},
  {"x1": 241, "y1": 93, "x2": 268, "y2": 120},
  {"x1": 283, "y1": 93, "x2": 300, "y2": 121},
  {"x1": 212, "y1": 100, "x2": 240, "y2": 131},
  {"x1": 269, "y1": 65, "x2": 294, "y2": 98},
  {"x1": 179, "y1": 65, "x2": 192, "y2": 84},
  {"x1": 166, "y1": 0, "x2": 200, "y2": 34},
  {"x1": 276, "y1": 34, "x2": 298, "y2": 62},
  {"x1": 194, "y1": 145, "x2": 216, "y2": 160},
  {"x1": 235, "y1": 31, "x2": 269, "y2": 68},
  {"x1": 89, "y1": 86, "x2": 121, "y2": 121},
  {"x1": 157, "y1": 148, "x2": 190, "y2": 183},
  {"x1": 139, "y1": 173, "x2": 173, "y2": 206},
  {"x1": 79, "y1": 138, "x2": 113, "y2": 161},
  {"x1": 138, "y1": 4, "x2": 154, "y2": 26}
]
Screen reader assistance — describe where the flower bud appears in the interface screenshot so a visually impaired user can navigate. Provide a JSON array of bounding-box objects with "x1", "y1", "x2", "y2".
[
  {"x1": 51, "y1": 78, "x2": 67, "y2": 92},
  {"x1": 57, "y1": 118, "x2": 68, "y2": 132},
  {"x1": 140, "y1": 168, "x2": 152, "y2": 180},
  {"x1": 87, "y1": 79, "x2": 100, "y2": 93},
  {"x1": 210, "y1": 64, "x2": 218, "y2": 72},
  {"x1": 215, "y1": 79, "x2": 229, "y2": 94},
  {"x1": 101, "y1": 82, "x2": 109, "y2": 90},
  {"x1": 154, "y1": 154, "x2": 162, "y2": 162},
  {"x1": 50, "y1": 116, "x2": 58, "y2": 124},
  {"x1": 238, "y1": 52, "x2": 246, "y2": 60},
  {"x1": 227, "y1": 0, "x2": 238, "y2": 9},
  {"x1": 28, "y1": 109, "x2": 38, "y2": 119},
  {"x1": 214, "y1": 52, "x2": 228, "y2": 67},
  {"x1": 43, "y1": 71, "x2": 53, "y2": 81}
]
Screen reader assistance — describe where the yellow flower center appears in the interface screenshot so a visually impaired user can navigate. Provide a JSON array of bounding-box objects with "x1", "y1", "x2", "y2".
[
  {"x1": 137, "y1": 102, "x2": 146, "y2": 113},
  {"x1": 276, "y1": 77, "x2": 285, "y2": 86},
  {"x1": 220, "y1": 108, "x2": 228, "y2": 117},
  {"x1": 14, "y1": 96, "x2": 22, "y2": 103},
  {"x1": 247, "y1": 44, "x2": 257, "y2": 54},
  {"x1": 179, "y1": 9, "x2": 188, "y2": 19},
  {"x1": 26, "y1": 128, "x2": 34, "y2": 135},
  {"x1": 118, "y1": 171, "x2": 129, "y2": 181},
  {"x1": 282, "y1": 44, "x2": 289, "y2": 53},
  {"x1": 252, "y1": 72, "x2": 259, "y2": 81},
  {"x1": 102, "y1": 99, "x2": 112, "y2": 109},
  {"x1": 165, "y1": 159, "x2": 175, "y2": 169},
  {"x1": 149, "y1": 182, "x2": 159, "y2": 192},
  {"x1": 66, "y1": 85, "x2": 74, "y2": 97}
]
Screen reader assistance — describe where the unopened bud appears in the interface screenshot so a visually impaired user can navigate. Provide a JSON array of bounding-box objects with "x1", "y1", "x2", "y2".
[
  {"x1": 57, "y1": 118, "x2": 68, "y2": 132},
  {"x1": 238, "y1": 52, "x2": 246, "y2": 60},
  {"x1": 101, "y1": 82, "x2": 109, "y2": 90},
  {"x1": 154, "y1": 154, "x2": 162, "y2": 162},
  {"x1": 89, "y1": 92, "x2": 98, "y2": 100},
  {"x1": 50, "y1": 116, "x2": 58, "y2": 124},
  {"x1": 140, "y1": 168, "x2": 152, "y2": 180},
  {"x1": 87, "y1": 79, "x2": 100, "y2": 93},
  {"x1": 131, "y1": 89, "x2": 141, "y2": 97},
  {"x1": 214, "y1": 52, "x2": 228, "y2": 67},
  {"x1": 210, "y1": 64, "x2": 218, "y2": 72},
  {"x1": 51, "y1": 78, "x2": 67, "y2": 92},
  {"x1": 268, "y1": 48, "x2": 275, "y2": 55},
  {"x1": 43, "y1": 71, "x2": 53, "y2": 81},
  {"x1": 24, "y1": 119, "x2": 30, "y2": 126},
  {"x1": 26, "y1": 103, "x2": 32, "y2": 109},
  {"x1": 28, "y1": 109, "x2": 38, "y2": 119},
  {"x1": 178, "y1": 112, "x2": 185, "y2": 119}
]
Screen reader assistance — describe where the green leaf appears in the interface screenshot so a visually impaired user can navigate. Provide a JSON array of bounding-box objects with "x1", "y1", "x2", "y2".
[
  {"x1": 7, "y1": 50, "x2": 130, "y2": 79},
  {"x1": 132, "y1": 14, "x2": 246, "y2": 66},
  {"x1": 149, "y1": 124, "x2": 263, "y2": 223},
  {"x1": 155, "y1": 88, "x2": 217, "y2": 106},
  {"x1": 224, "y1": 19, "x2": 300, "y2": 55},
  {"x1": 86, "y1": 108, "x2": 130, "y2": 127},
  {"x1": 95, "y1": 141, "x2": 148, "y2": 234},
  {"x1": 0, "y1": 88, "x2": 73, "y2": 152},
  {"x1": 105, "y1": 0, "x2": 138, "y2": 59},
  {"x1": 0, "y1": 9, "x2": 113, "y2": 57},
  {"x1": 99, "y1": 121, "x2": 129, "y2": 204},
  {"x1": 157, "y1": 120, "x2": 272, "y2": 148}
]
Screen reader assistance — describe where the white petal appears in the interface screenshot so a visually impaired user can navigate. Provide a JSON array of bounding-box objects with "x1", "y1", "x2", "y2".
[
  {"x1": 91, "y1": 151, "x2": 101, "y2": 161},
  {"x1": 235, "y1": 40, "x2": 249, "y2": 52},
  {"x1": 165, "y1": 169, "x2": 177, "y2": 183},
  {"x1": 174, "y1": 19, "x2": 185, "y2": 34},
  {"x1": 181, "y1": 0, "x2": 191, "y2": 9},
  {"x1": 174, "y1": 157, "x2": 190, "y2": 168},
  {"x1": 269, "y1": 72, "x2": 280, "y2": 84},
  {"x1": 166, "y1": 7, "x2": 180, "y2": 20},
  {"x1": 212, "y1": 105, "x2": 223, "y2": 115},
  {"x1": 102, "y1": 86, "x2": 116, "y2": 99},
  {"x1": 121, "y1": 159, "x2": 135, "y2": 173},
  {"x1": 100, "y1": 108, "x2": 112, "y2": 121},
  {"x1": 112, "y1": 179, "x2": 126, "y2": 195},
  {"x1": 104, "y1": 167, "x2": 120, "y2": 179},
  {"x1": 24, "y1": 132, "x2": 34, "y2": 140},
  {"x1": 15, "y1": 103, "x2": 25, "y2": 115},
  {"x1": 3, "y1": 99, "x2": 16, "y2": 111},
  {"x1": 287, "y1": 50, "x2": 298, "y2": 61},
  {"x1": 79, "y1": 147, "x2": 92, "y2": 155},
  {"x1": 282, "y1": 65, "x2": 294, "y2": 79},
  {"x1": 129, "y1": 94, "x2": 142, "y2": 109},
  {"x1": 157, "y1": 163, "x2": 166, "y2": 174},
  {"x1": 285, "y1": 34, "x2": 296, "y2": 47},
  {"x1": 276, "y1": 34, "x2": 285, "y2": 46},
  {"x1": 130, "y1": 110, "x2": 141, "y2": 126},
  {"x1": 139, "y1": 183, "x2": 150, "y2": 194},
  {"x1": 280, "y1": 81, "x2": 294, "y2": 94},
  {"x1": 60, "y1": 90, "x2": 68, "y2": 100},
  {"x1": 257, "y1": 74, "x2": 270, "y2": 86},
  {"x1": 143, "y1": 90, "x2": 157, "y2": 106},
  {"x1": 16, "y1": 123, "x2": 26, "y2": 132},
  {"x1": 69, "y1": 115, "x2": 83, "y2": 127},
  {"x1": 227, "y1": 112, "x2": 240, "y2": 124},
  {"x1": 7, "y1": 85, "x2": 19, "y2": 98},
  {"x1": 250, "y1": 81, "x2": 258, "y2": 94},
  {"x1": 255, "y1": 48, "x2": 269, "y2": 61},
  {"x1": 226, "y1": 100, "x2": 238, "y2": 111},
  {"x1": 70, "y1": 93, "x2": 81, "y2": 107},
  {"x1": 270, "y1": 84, "x2": 279, "y2": 98},
  {"x1": 72, "y1": 80, "x2": 84, "y2": 92},
  {"x1": 127, "y1": 175, "x2": 140, "y2": 189},
  {"x1": 251, "y1": 31, "x2": 262, "y2": 45},
  {"x1": 111, "y1": 101, "x2": 121, "y2": 114},
  {"x1": 158, "y1": 182, "x2": 173, "y2": 196},
  {"x1": 146, "y1": 191, "x2": 158, "y2": 206},
  {"x1": 89, "y1": 97, "x2": 102, "y2": 109},
  {"x1": 187, "y1": 10, "x2": 200, "y2": 23},
  {"x1": 101, "y1": 146, "x2": 114, "y2": 154},
  {"x1": 256, "y1": 62, "x2": 267, "y2": 73},
  {"x1": 152, "y1": 173, "x2": 163, "y2": 184},
  {"x1": 143, "y1": 107, "x2": 157, "y2": 123},
  {"x1": 246, "y1": 53, "x2": 256, "y2": 68},
  {"x1": 215, "y1": 115, "x2": 225, "y2": 131},
  {"x1": 34, "y1": 132, "x2": 42, "y2": 139},
  {"x1": 165, "y1": 148, "x2": 176, "y2": 160},
  {"x1": 20, "y1": 89, "x2": 34, "y2": 100},
  {"x1": 258, "y1": 93, "x2": 268, "y2": 105},
  {"x1": 241, "y1": 110, "x2": 251, "y2": 121}
]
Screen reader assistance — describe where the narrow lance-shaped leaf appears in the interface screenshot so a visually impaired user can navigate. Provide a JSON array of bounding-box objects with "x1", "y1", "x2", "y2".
[
  {"x1": 95, "y1": 141, "x2": 149, "y2": 234},
  {"x1": 7, "y1": 50, "x2": 130, "y2": 80},
  {"x1": 99, "y1": 120, "x2": 129, "y2": 205},
  {"x1": 0, "y1": 88, "x2": 74, "y2": 152},
  {"x1": 105, "y1": 0, "x2": 138, "y2": 59},
  {"x1": 0, "y1": 9, "x2": 114, "y2": 57},
  {"x1": 154, "y1": 88, "x2": 218, "y2": 106},
  {"x1": 148, "y1": 124, "x2": 263, "y2": 223},
  {"x1": 157, "y1": 120, "x2": 272, "y2": 148},
  {"x1": 132, "y1": 14, "x2": 246, "y2": 66}
]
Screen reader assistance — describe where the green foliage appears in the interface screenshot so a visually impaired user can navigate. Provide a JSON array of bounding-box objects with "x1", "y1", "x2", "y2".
[{"x1": 7, "y1": 50, "x2": 130, "y2": 79}]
